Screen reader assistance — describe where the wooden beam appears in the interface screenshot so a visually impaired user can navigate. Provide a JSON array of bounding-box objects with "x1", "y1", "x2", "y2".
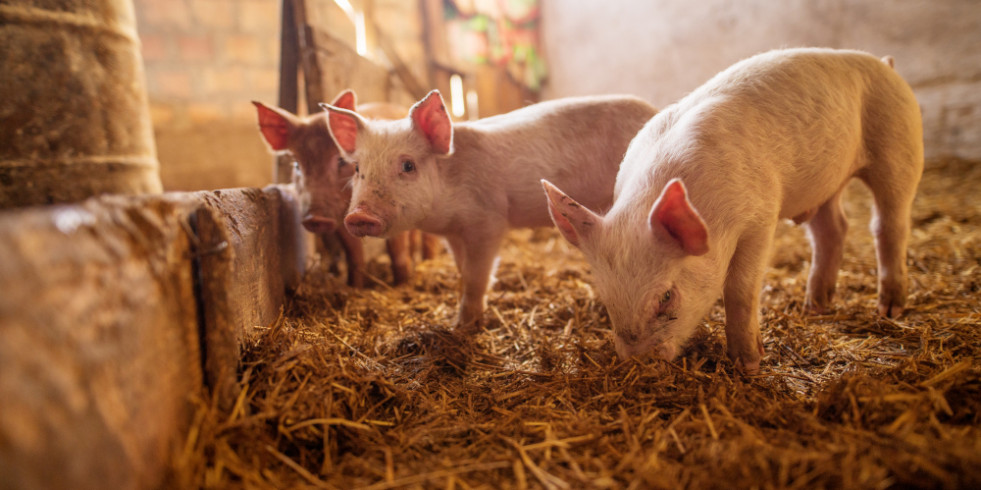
[
  {"x1": 0, "y1": 185, "x2": 308, "y2": 488},
  {"x1": 274, "y1": 0, "x2": 300, "y2": 183}
]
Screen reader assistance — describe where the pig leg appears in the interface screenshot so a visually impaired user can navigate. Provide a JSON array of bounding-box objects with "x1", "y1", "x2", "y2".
[
  {"x1": 334, "y1": 227, "x2": 366, "y2": 288},
  {"x1": 858, "y1": 141, "x2": 920, "y2": 318},
  {"x1": 722, "y1": 224, "x2": 772, "y2": 374},
  {"x1": 866, "y1": 184, "x2": 916, "y2": 318},
  {"x1": 446, "y1": 229, "x2": 504, "y2": 330},
  {"x1": 404, "y1": 229, "x2": 420, "y2": 261},
  {"x1": 804, "y1": 189, "x2": 848, "y2": 314},
  {"x1": 422, "y1": 233, "x2": 442, "y2": 260},
  {"x1": 386, "y1": 232, "x2": 413, "y2": 286}
]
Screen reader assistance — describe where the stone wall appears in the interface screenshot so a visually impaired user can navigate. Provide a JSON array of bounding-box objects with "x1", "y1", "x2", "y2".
[{"x1": 541, "y1": 0, "x2": 981, "y2": 160}]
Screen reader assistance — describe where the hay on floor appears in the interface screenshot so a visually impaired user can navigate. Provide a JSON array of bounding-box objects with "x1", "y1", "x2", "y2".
[{"x1": 175, "y1": 158, "x2": 981, "y2": 489}]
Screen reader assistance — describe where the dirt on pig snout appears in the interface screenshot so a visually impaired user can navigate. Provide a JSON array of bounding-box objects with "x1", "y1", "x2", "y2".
[{"x1": 175, "y1": 158, "x2": 981, "y2": 489}]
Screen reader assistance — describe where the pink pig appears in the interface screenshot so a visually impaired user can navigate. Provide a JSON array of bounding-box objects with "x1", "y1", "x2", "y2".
[
  {"x1": 322, "y1": 92, "x2": 657, "y2": 327},
  {"x1": 543, "y1": 48, "x2": 923, "y2": 374},
  {"x1": 253, "y1": 91, "x2": 440, "y2": 287}
]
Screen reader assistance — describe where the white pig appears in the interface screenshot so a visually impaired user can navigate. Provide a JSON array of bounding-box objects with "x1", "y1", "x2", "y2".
[
  {"x1": 543, "y1": 48, "x2": 923, "y2": 374},
  {"x1": 321, "y1": 92, "x2": 657, "y2": 327}
]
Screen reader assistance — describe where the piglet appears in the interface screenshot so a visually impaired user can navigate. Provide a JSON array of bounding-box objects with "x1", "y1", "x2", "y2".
[
  {"x1": 321, "y1": 92, "x2": 657, "y2": 327},
  {"x1": 253, "y1": 91, "x2": 439, "y2": 287},
  {"x1": 543, "y1": 48, "x2": 923, "y2": 374}
]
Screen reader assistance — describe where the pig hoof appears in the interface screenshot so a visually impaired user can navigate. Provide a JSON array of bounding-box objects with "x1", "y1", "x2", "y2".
[
  {"x1": 454, "y1": 320, "x2": 482, "y2": 335},
  {"x1": 728, "y1": 349, "x2": 761, "y2": 375},
  {"x1": 735, "y1": 358, "x2": 760, "y2": 375},
  {"x1": 804, "y1": 299, "x2": 830, "y2": 315},
  {"x1": 805, "y1": 286, "x2": 836, "y2": 314},
  {"x1": 392, "y1": 263, "x2": 412, "y2": 286},
  {"x1": 347, "y1": 275, "x2": 365, "y2": 288},
  {"x1": 454, "y1": 309, "x2": 484, "y2": 334},
  {"x1": 877, "y1": 301, "x2": 904, "y2": 318}
]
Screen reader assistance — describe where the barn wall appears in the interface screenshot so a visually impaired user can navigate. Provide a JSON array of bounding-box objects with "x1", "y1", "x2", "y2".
[
  {"x1": 541, "y1": 0, "x2": 981, "y2": 160},
  {"x1": 132, "y1": 0, "x2": 426, "y2": 192}
]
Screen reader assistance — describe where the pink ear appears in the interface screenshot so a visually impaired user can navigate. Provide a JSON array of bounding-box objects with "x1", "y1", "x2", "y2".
[
  {"x1": 331, "y1": 89, "x2": 357, "y2": 112},
  {"x1": 252, "y1": 101, "x2": 294, "y2": 151},
  {"x1": 650, "y1": 179, "x2": 709, "y2": 256},
  {"x1": 321, "y1": 104, "x2": 363, "y2": 154},
  {"x1": 410, "y1": 90, "x2": 453, "y2": 155},
  {"x1": 542, "y1": 179, "x2": 601, "y2": 248}
]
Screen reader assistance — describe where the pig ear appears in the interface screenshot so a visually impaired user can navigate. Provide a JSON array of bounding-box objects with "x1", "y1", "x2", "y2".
[
  {"x1": 252, "y1": 101, "x2": 297, "y2": 151},
  {"x1": 409, "y1": 90, "x2": 454, "y2": 155},
  {"x1": 319, "y1": 102, "x2": 366, "y2": 155},
  {"x1": 649, "y1": 179, "x2": 709, "y2": 256},
  {"x1": 542, "y1": 179, "x2": 601, "y2": 248},
  {"x1": 330, "y1": 89, "x2": 357, "y2": 112}
]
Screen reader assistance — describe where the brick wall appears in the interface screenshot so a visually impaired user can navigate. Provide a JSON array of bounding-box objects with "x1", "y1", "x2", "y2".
[
  {"x1": 132, "y1": 0, "x2": 427, "y2": 191},
  {"x1": 135, "y1": 0, "x2": 281, "y2": 129},
  {"x1": 133, "y1": 0, "x2": 281, "y2": 191}
]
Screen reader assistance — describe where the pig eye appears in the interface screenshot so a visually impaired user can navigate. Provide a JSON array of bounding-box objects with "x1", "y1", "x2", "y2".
[
  {"x1": 401, "y1": 160, "x2": 416, "y2": 173},
  {"x1": 337, "y1": 157, "x2": 348, "y2": 167},
  {"x1": 661, "y1": 290, "x2": 672, "y2": 304}
]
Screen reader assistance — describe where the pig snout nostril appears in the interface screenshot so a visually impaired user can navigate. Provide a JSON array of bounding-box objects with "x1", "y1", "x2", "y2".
[
  {"x1": 344, "y1": 211, "x2": 383, "y2": 237},
  {"x1": 301, "y1": 215, "x2": 337, "y2": 234}
]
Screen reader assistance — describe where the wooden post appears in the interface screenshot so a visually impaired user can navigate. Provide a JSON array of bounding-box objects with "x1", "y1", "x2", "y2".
[{"x1": 274, "y1": 0, "x2": 300, "y2": 184}]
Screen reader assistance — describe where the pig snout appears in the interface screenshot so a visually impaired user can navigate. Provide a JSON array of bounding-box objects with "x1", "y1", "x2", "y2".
[
  {"x1": 344, "y1": 208, "x2": 384, "y2": 237},
  {"x1": 614, "y1": 333, "x2": 678, "y2": 362},
  {"x1": 301, "y1": 215, "x2": 338, "y2": 234}
]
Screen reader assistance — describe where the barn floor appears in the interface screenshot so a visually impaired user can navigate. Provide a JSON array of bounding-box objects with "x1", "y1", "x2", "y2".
[{"x1": 175, "y1": 158, "x2": 981, "y2": 489}]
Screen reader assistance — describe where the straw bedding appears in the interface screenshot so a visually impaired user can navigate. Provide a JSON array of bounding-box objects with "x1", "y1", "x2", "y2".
[{"x1": 175, "y1": 157, "x2": 981, "y2": 489}]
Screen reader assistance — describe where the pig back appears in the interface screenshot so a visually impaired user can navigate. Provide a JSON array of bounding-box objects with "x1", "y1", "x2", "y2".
[
  {"x1": 641, "y1": 48, "x2": 921, "y2": 224},
  {"x1": 470, "y1": 95, "x2": 656, "y2": 228}
]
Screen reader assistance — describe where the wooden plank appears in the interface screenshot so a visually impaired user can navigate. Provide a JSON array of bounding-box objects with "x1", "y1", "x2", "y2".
[
  {"x1": 0, "y1": 195, "x2": 203, "y2": 489},
  {"x1": 291, "y1": 0, "x2": 405, "y2": 109},
  {"x1": 0, "y1": 185, "x2": 308, "y2": 487},
  {"x1": 277, "y1": 0, "x2": 300, "y2": 114},
  {"x1": 274, "y1": 0, "x2": 301, "y2": 184},
  {"x1": 192, "y1": 185, "x2": 307, "y2": 408}
]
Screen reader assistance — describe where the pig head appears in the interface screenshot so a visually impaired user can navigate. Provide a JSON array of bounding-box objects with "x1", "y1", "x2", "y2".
[
  {"x1": 321, "y1": 90, "x2": 451, "y2": 239},
  {"x1": 543, "y1": 178, "x2": 725, "y2": 361},
  {"x1": 253, "y1": 90, "x2": 359, "y2": 234}
]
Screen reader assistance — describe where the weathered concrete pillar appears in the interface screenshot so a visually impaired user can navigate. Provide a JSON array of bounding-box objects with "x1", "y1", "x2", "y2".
[{"x1": 0, "y1": 0, "x2": 162, "y2": 208}]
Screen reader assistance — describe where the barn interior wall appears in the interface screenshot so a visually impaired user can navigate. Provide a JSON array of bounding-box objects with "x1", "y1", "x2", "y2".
[
  {"x1": 137, "y1": 0, "x2": 979, "y2": 192},
  {"x1": 133, "y1": 0, "x2": 426, "y2": 192},
  {"x1": 541, "y1": 0, "x2": 981, "y2": 161}
]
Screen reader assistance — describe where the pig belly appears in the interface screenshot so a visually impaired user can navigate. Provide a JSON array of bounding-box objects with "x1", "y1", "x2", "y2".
[
  {"x1": 775, "y1": 117, "x2": 865, "y2": 221},
  {"x1": 791, "y1": 208, "x2": 817, "y2": 224},
  {"x1": 506, "y1": 194, "x2": 555, "y2": 228},
  {"x1": 506, "y1": 175, "x2": 615, "y2": 229}
]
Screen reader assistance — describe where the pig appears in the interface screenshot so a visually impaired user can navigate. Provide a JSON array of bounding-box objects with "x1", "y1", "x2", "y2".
[
  {"x1": 321, "y1": 92, "x2": 657, "y2": 327},
  {"x1": 253, "y1": 91, "x2": 440, "y2": 287},
  {"x1": 542, "y1": 48, "x2": 923, "y2": 374}
]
